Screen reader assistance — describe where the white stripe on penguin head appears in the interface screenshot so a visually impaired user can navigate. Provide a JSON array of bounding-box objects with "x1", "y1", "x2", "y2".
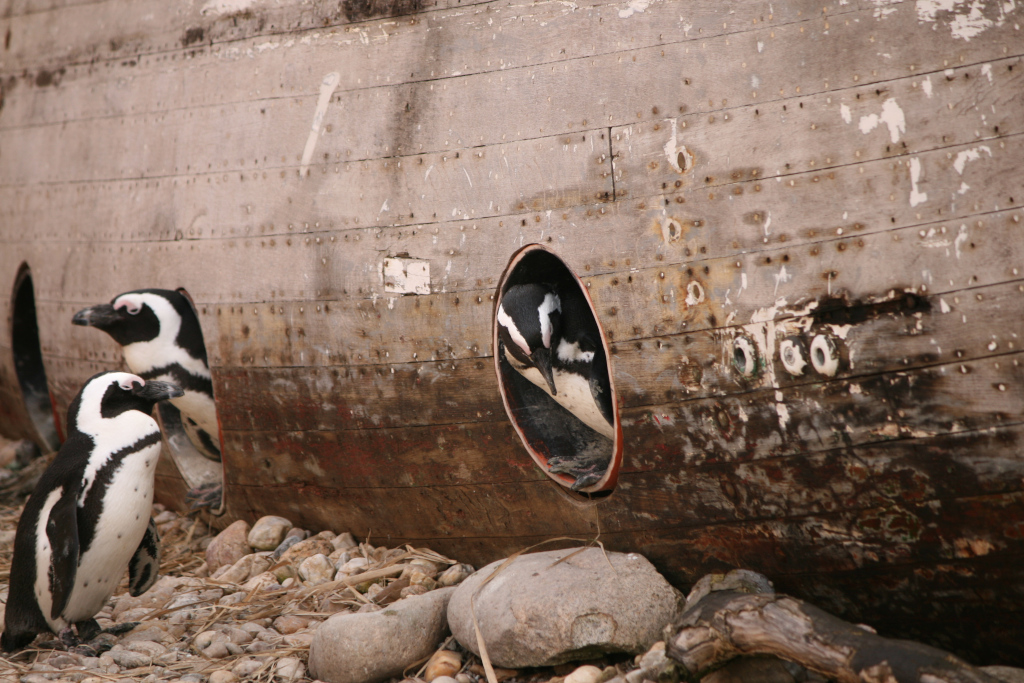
[
  {"x1": 497, "y1": 305, "x2": 531, "y2": 355},
  {"x1": 538, "y1": 292, "x2": 561, "y2": 349}
]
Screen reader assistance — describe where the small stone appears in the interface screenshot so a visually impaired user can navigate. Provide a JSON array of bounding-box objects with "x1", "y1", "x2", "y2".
[
  {"x1": 565, "y1": 665, "x2": 603, "y2": 683},
  {"x1": 218, "y1": 553, "x2": 272, "y2": 584},
  {"x1": 338, "y1": 556, "x2": 369, "y2": 575},
  {"x1": 401, "y1": 584, "x2": 430, "y2": 598},
  {"x1": 232, "y1": 658, "x2": 263, "y2": 677},
  {"x1": 284, "y1": 631, "x2": 316, "y2": 648},
  {"x1": 285, "y1": 527, "x2": 309, "y2": 541},
  {"x1": 181, "y1": 675, "x2": 207, "y2": 683},
  {"x1": 277, "y1": 657, "x2": 305, "y2": 681},
  {"x1": 224, "y1": 627, "x2": 253, "y2": 644},
  {"x1": 273, "y1": 563, "x2": 298, "y2": 582},
  {"x1": 247, "y1": 516, "x2": 293, "y2": 551},
  {"x1": 425, "y1": 650, "x2": 462, "y2": 682},
  {"x1": 241, "y1": 571, "x2": 280, "y2": 592},
  {"x1": 456, "y1": 674, "x2": 473, "y2": 683},
  {"x1": 107, "y1": 649, "x2": 151, "y2": 669},
  {"x1": 280, "y1": 538, "x2": 335, "y2": 565},
  {"x1": 402, "y1": 559, "x2": 440, "y2": 579},
  {"x1": 205, "y1": 520, "x2": 252, "y2": 571},
  {"x1": 209, "y1": 671, "x2": 238, "y2": 683},
  {"x1": 314, "y1": 530, "x2": 337, "y2": 541},
  {"x1": 309, "y1": 587, "x2": 456, "y2": 683},
  {"x1": 299, "y1": 553, "x2": 337, "y2": 585},
  {"x1": 274, "y1": 615, "x2": 311, "y2": 634},
  {"x1": 125, "y1": 640, "x2": 167, "y2": 657},
  {"x1": 246, "y1": 640, "x2": 275, "y2": 654},
  {"x1": 333, "y1": 532, "x2": 357, "y2": 550},
  {"x1": 204, "y1": 642, "x2": 231, "y2": 659},
  {"x1": 194, "y1": 631, "x2": 224, "y2": 650},
  {"x1": 437, "y1": 564, "x2": 474, "y2": 587}
]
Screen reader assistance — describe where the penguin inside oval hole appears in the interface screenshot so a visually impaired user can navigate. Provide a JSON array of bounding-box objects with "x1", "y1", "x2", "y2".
[
  {"x1": 73, "y1": 288, "x2": 224, "y2": 512},
  {"x1": 1, "y1": 372, "x2": 183, "y2": 653},
  {"x1": 495, "y1": 249, "x2": 617, "y2": 492}
]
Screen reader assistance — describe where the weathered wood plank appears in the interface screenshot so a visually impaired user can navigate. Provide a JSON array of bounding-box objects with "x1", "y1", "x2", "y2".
[{"x1": 0, "y1": 0, "x2": 849, "y2": 127}]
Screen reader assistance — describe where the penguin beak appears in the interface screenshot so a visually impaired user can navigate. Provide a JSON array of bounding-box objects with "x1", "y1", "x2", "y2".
[
  {"x1": 533, "y1": 348, "x2": 557, "y2": 396},
  {"x1": 131, "y1": 380, "x2": 184, "y2": 402},
  {"x1": 72, "y1": 304, "x2": 123, "y2": 329}
]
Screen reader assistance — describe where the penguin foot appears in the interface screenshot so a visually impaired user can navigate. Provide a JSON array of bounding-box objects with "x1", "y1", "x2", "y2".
[
  {"x1": 570, "y1": 471, "x2": 604, "y2": 491},
  {"x1": 57, "y1": 627, "x2": 80, "y2": 649},
  {"x1": 186, "y1": 482, "x2": 223, "y2": 511},
  {"x1": 102, "y1": 621, "x2": 139, "y2": 636},
  {"x1": 74, "y1": 618, "x2": 102, "y2": 642},
  {"x1": 85, "y1": 632, "x2": 119, "y2": 654}
]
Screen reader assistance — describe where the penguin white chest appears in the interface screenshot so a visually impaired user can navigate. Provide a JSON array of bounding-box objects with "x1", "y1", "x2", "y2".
[
  {"x1": 503, "y1": 348, "x2": 614, "y2": 439},
  {"x1": 61, "y1": 441, "x2": 160, "y2": 624}
]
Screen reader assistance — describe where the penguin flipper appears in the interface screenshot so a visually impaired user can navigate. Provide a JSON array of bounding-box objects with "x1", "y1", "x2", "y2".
[
  {"x1": 45, "y1": 491, "x2": 81, "y2": 621},
  {"x1": 128, "y1": 518, "x2": 161, "y2": 597}
]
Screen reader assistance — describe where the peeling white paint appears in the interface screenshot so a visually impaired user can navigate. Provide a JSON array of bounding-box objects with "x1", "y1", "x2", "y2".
[
  {"x1": 618, "y1": 0, "x2": 651, "y2": 18},
  {"x1": 685, "y1": 280, "x2": 705, "y2": 306},
  {"x1": 909, "y1": 157, "x2": 928, "y2": 207},
  {"x1": 916, "y1": 0, "x2": 1017, "y2": 40},
  {"x1": 958, "y1": 181, "x2": 971, "y2": 194},
  {"x1": 981, "y1": 63, "x2": 994, "y2": 81},
  {"x1": 773, "y1": 265, "x2": 792, "y2": 295},
  {"x1": 382, "y1": 257, "x2": 431, "y2": 295},
  {"x1": 870, "y1": 0, "x2": 901, "y2": 17},
  {"x1": 299, "y1": 72, "x2": 341, "y2": 176},
  {"x1": 840, "y1": 104, "x2": 852, "y2": 124},
  {"x1": 857, "y1": 98, "x2": 906, "y2": 143},
  {"x1": 953, "y1": 224, "x2": 969, "y2": 259},
  {"x1": 663, "y1": 118, "x2": 692, "y2": 173},
  {"x1": 201, "y1": 0, "x2": 256, "y2": 16},
  {"x1": 953, "y1": 145, "x2": 992, "y2": 174},
  {"x1": 922, "y1": 76, "x2": 933, "y2": 97}
]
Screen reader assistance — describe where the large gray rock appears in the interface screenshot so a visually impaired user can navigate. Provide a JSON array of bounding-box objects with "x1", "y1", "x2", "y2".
[
  {"x1": 447, "y1": 548, "x2": 684, "y2": 668},
  {"x1": 308, "y1": 587, "x2": 455, "y2": 683},
  {"x1": 247, "y1": 515, "x2": 292, "y2": 551}
]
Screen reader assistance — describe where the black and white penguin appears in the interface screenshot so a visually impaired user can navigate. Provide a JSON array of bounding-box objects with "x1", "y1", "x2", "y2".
[
  {"x1": 1, "y1": 372, "x2": 181, "y2": 652},
  {"x1": 73, "y1": 290, "x2": 221, "y2": 510},
  {"x1": 497, "y1": 283, "x2": 615, "y2": 489}
]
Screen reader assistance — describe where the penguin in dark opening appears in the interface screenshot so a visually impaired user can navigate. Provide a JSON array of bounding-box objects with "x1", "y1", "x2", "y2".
[
  {"x1": 1, "y1": 372, "x2": 182, "y2": 652},
  {"x1": 497, "y1": 283, "x2": 615, "y2": 489},
  {"x1": 72, "y1": 289, "x2": 221, "y2": 509}
]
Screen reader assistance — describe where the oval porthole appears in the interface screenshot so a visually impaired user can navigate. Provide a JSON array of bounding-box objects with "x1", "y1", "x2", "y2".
[
  {"x1": 493, "y1": 244, "x2": 621, "y2": 494},
  {"x1": 10, "y1": 264, "x2": 61, "y2": 452}
]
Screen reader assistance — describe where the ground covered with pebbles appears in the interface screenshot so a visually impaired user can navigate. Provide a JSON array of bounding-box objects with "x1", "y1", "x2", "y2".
[{"x1": 0, "y1": 446, "x2": 645, "y2": 683}]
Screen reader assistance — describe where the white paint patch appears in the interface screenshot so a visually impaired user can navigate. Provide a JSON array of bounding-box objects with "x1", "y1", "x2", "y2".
[
  {"x1": 981, "y1": 63, "x2": 993, "y2": 81},
  {"x1": 870, "y1": 0, "x2": 901, "y2": 17},
  {"x1": 922, "y1": 76, "x2": 933, "y2": 97},
  {"x1": 940, "y1": 298, "x2": 952, "y2": 313},
  {"x1": 840, "y1": 104, "x2": 852, "y2": 124},
  {"x1": 201, "y1": 0, "x2": 256, "y2": 15},
  {"x1": 773, "y1": 265, "x2": 792, "y2": 295},
  {"x1": 757, "y1": 41, "x2": 765, "y2": 53},
  {"x1": 685, "y1": 281, "x2": 705, "y2": 307},
  {"x1": 857, "y1": 98, "x2": 906, "y2": 143},
  {"x1": 381, "y1": 256, "x2": 431, "y2": 295},
  {"x1": 618, "y1": 0, "x2": 651, "y2": 18},
  {"x1": 916, "y1": 0, "x2": 1017, "y2": 41},
  {"x1": 953, "y1": 224, "x2": 969, "y2": 259},
  {"x1": 953, "y1": 145, "x2": 992, "y2": 174},
  {"x1": 909, "y1": 157, "x2": 928, "y2": 207},
  {"x1": 299, "y1": 72, "x2": 341, "y2": 176},
  {"x1": 958, "y1": 182, "x2": 971, "y2": 194},
  {"x1": 662, "y1": 118, "x2": 692, "y2": 173}
]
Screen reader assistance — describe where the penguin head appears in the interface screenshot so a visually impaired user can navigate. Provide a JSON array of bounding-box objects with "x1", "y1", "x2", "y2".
[
  {"x1": 71, "y1": 372, "x2": 184, "y2": 430},
  {"x1": 497, "y1": 284, "x2": 562, "y2": 395},
  {"x1": 73, "y1": 289, "x2": 206, "y2": 360}
]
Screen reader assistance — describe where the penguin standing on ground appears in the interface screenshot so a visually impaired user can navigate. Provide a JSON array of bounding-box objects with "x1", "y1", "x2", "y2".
[
  {"x1": 73, "y1": 289, "x2": 221, "y2": 508},
  {"x1": 1, "y1": 372, "x2": 182, "y2": 652},
  {"x1": 497, "y1": 283, "x2": 615, "y2": 489}
]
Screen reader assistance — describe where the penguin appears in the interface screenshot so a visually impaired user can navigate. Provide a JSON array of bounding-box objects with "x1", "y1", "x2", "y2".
[
  {"x1": 497, "y1": 283, "x2": 615, "y2": 489},
  {"x1": 1, "y1": 372, "x2": 182, "y2": 652},
  {"x1": 73, "y1": 289, "x2": 222, "y2": 509}
]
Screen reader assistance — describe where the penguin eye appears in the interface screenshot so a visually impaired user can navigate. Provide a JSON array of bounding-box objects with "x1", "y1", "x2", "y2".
[
  {"x1": 118, "y1": 378, "x2": 143, "y2": 391},
  {"x1": 115, "y1": 300, "x2": 142, "y2": 315}
]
